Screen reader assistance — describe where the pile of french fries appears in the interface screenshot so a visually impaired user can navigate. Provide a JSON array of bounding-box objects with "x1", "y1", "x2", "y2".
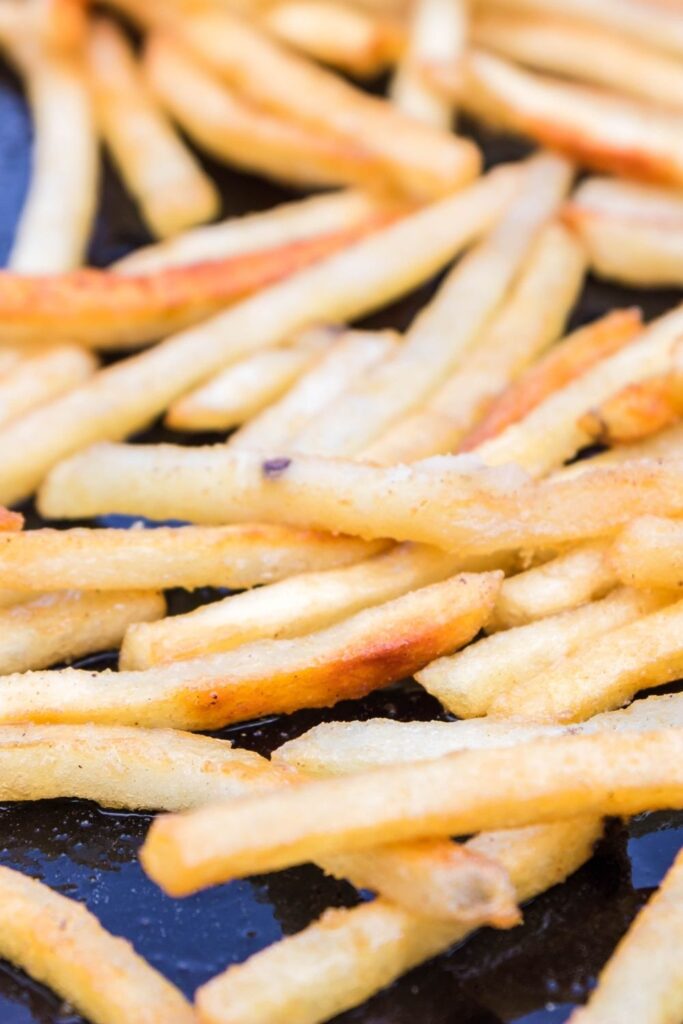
[{"x1": 3, "y1": 0, "x2": 683, "y2": 1021}]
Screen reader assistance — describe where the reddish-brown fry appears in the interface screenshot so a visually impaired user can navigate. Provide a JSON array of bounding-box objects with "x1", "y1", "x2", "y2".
[{"x1": 0, "y1": 508, "x2": 22, "y2": 533}]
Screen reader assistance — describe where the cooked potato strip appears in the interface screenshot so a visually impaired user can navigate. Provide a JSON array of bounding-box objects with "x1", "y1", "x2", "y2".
[
  {"x1": 0, "y1": 524, "x2": 382, "y2": 592},
  {"x1": 390, "y1": 0, "x2": 465, "y2": 128},
  {"x1": 417, "y1": 587, "x2": 669, "y2": 718},
  {"x1": 556, "y1": 421, "x2": 683, "y2": 479},
  {"x1": 0, "y1": 572, "x2": 500, "y2": 729},
  {"x1": 0, "y1": 589, "x2": 164, "y2": 674},
  {"x1": 87, "y1": 18, "x2": 219, "y2": 238},
  {"x1": 612, "y1": 516, "x2": 683, "y2": 592},
  {"x1": 570, "y1": 848, "x2": 683, "y2": 1023},
  {"x1": 0, "y1": 866, "x2": 194, "y2": 1024},
  {"x1": 0, "y1": 344, "x2": 96, "y2": 427},
  {"x1": 579, "y1": 372, "x2": 683, "y2": 446},
  {"x1": 195, "y1": 819, "x2": 601, "y2": 1024}
]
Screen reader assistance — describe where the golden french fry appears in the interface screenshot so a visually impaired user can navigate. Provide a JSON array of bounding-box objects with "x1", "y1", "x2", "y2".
[
  {"x1": 0, "y1": 865, "x2": 194, "y2": 1024},
  {"x1": 0, "y1": 589, "x2": 165, "y2": 674},
  {"x1": 120, "y1": 543, "x2": 469, "y2": 668},
  {"x1": 416, "y1": 587, "x2": 668, "y2": 718},
  {"x1": 366, "y1": 220, "x2": 585, "y2": 463},
  {"x1": 0, "y1": 344, "x2": 96, "y2": 427},
  {"x1": 569, "y1": 848, "x2": 683, "y2": 1024},
  {"x1": 578, "y1": 372, "x2": 683, "y2": 446},
  {"x1": 611, "y1": 516, "x2": 683, "y2": 591},
  {"x1": 87, "y1": 18, "x2": 219, "y2": 238},
  {"x1": 0, "y1": 572, "x2": 501, "y2": 729},
  {"x1": 140, "y1": 727, "x2": 683, "y2": 894},
  {"x1": 273, "y1": 691, "x2": 683, "y2": 774},
  {"x1": 556, "y1": 421, "x2": 683, "y2": 479},
  {"x1": 0, "y1": 523, "x2": 382, "y2": 592},
  {"x1": 0, "y1": 164, "x2": 518, "y2": 506},
  {"x1": 262, "y1": 0, "x2": 405, "y2": 76},
  {"x1": 390, "y1": 0, "x2": 464, "y2": 128},
  {"x1": 195, "y1": 819, "x2": 601, "y2": 1024}
]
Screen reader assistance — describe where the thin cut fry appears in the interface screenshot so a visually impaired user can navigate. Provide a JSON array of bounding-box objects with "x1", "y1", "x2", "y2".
[
  {"x1": 569, "y1": 848, "x2": 683, "y2": 1024},
  {"x1": 0, "y1": 344, "x2": 96, "y2": 427},
  {"x1": 0, "y1": 572, "x2": 501, "y2": 729},
  {"x1": 0, "y1": 866, "x2": 194, "y2": 1024},
  {"x1": 416, "y1": 587, "x2": 669, "y2": 718},
  {"x1": 87, "y1": 18, "x2": 219, "y2": 238},
  {"x1": 556, "y1": 422, "x2": 683, "y2": 479},
  {"x1": 578, "y1": 372, "x2": 683, "y2": 446},
  {"x1": 0, "y1": 589, "x2": 165, "y2": 674},
  {"x1": 611, "y1": 516, "x2": 683, "y2": 592},
  {"x1": 390, "y1": 0, "x2": 465, "y2": 128},
  {"x1": 0, "y1": 524, "x2": 383, "y2": 592}
]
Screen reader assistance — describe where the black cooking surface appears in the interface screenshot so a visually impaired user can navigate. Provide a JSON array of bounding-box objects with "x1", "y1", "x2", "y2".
[{"x1": 2, "y1": 55, "x2": 683, "y2": 1024}]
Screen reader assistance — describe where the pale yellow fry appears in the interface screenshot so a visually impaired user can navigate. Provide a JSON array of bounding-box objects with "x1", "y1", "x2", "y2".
[
  {"x1": 0, "y1": 866, "x2": 194, "y2": 1024},
  {"x1": 366, "y1": 219, "x2": 585, "y2": 463},
  {"x1": 0, "y1": 572, "x2": 500, "y2": 730},
  {"x1": 195, "y1": 818, "x2": 601, "y2": 1024},
  {"x1": 120, "y1": 543, "x2": 470, "y2": 668},
  {"x1": 0, "y1": 589, "x2": 164, "y2": 674},
  {"x1": 416, "y1": 587, "x2": 669, "y2": 718},
  {"x1": 230, "y1": 329, "x2": 398, "y2": 452},
  {"x1": 115, "y1": 190, "x2": 397, "y2": 274},
  {"x1": 0, "y1": 164, "x2": 519, "y2": 506},
  {"x1": 569, "y1": 848, "x2": 683, "y2": 1024},
  {"x1": 390, "y1": 0, "x2": 465, "y2": 128},
  {"x1": 0, "y1": 523, "x2": 381, "y2": 592},
  {"x1": 612, "y1": 516, "x2": 683, "y2": 591},
  {"x1": 555, "y1": 421, "x2": 683, "y2": 479},
  {"x1": 295, "y1": 152, "x2": 573, "y2": 456},
  {"x1": 0, "y1": 344, "x2": 96, "y2": 428},
  {"x1": 473, "y1": 10, "x2": 683, "y2": 112},
  {"x1": 273, "y1": 691, "x2": 683, "y2": 774},
  {"x1": 87, "y1": 18, "x2": 219, "y2": 238}
]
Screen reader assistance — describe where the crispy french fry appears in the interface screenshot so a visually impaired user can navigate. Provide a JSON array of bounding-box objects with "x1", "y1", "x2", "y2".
[
  {"x1": 145, "y1": 33, "x2": 387, "y2": 190},
  {"x1": 472, "y1": 10, "x2": 683, "y2": 112},
  {"x1": 273, "y1": 691, "x2": 683, "y2": 773},
  {"x1": 0, "y1": 589, "x2": 165, "y2": 674},
  {"x1": 262, "y1": 0, "x2": 405, "y2": 76},
  {"x1": 460, "y1": 308, "x2": 642, "y2": 452},
  {"x1": 195, "y1": 818, "x2": 601, "y2": 1024},
  {"x1": 165, "y1": 331, "x2": 330, "y2": 432},
  {"x1": 0, "y1": 344, "x2": 96, "y2": 427},
  {"x1": 140, "y1": 728, "x2": 683, "y2": 893},
  {"x1": 611, "y1": 516, "x2": 683, "y2": 592},
  {"x1": 0, "y1": 165, "x2": 518, "y2": 506},
  {"x1": 0, "y1": 866, "x2": 194, "y2": 1024},
  {"x1": 115, "y1": 189, "x2": 400, "y2": 274},
  {"x1": 0, "y1": 524, "x2": 383, "y2": 592},
  {"x1": 294, "y1": 152, "x2": 573, "y2": 456},
  {"x1": 578, "y1": 372, "x2": 683, "y2": 446},
  {"x1": 120, "y1": 543, "x2": 470, "y2": 668},
  {"x1": 87, "y1": 18, "x2": 219, "y2": 238},
  {"x1": 416, "y1": 587, "x2": 669, "y2": 718},
  {"x1": 390, "y1": 0, "x2": 464, "y2": 128},
  {"x1": 366, "y1": 220, "x2": 585, "y2": 463},
  {"x1": 457, "y1": 49, "x2": 683, "y2": 188},
  {"x1": 490, "y1": 539, "x2": 617, "y2": 630},
  {"x1": 556, "y1": 421, "x2": 683, "y2": 479},
  {"x1": 0, "y1": 231, "x2": 363, "y2": 349},
  {"x1": 0, "y1": 572, "x2": 500, "y2": 729},
  {"x1": 569, "y1": 848, "x2": 683, "y2": 1024}
]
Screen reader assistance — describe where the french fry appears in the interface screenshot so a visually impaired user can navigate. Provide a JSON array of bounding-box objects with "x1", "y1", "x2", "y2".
[
  {"x1": 0, "y1": 589, "x2": 165, "y2": 674},
  {"x1": 87, "y1": 18, "x2": 219, "y2": 238},
  {"x1": 416, "y1": 587, "x2": 669, "y2": 718},
  {"x1": 3, "y1": 2, "x2": 98, "y2": 272},
  {"x1": 472, "y1": 10, "x2": 683, "y2": 112},
  {"x1": 457, "y1": 49, "x2": 683, "y2": 188},
  {"x1": 293, "y1": 152, "x2": 573, "y2": 456},
  {"x1": 0, "y1": 572, "x2": 501, "y2": 729},
  {"x1": 390, "y1": 0, "x2": 465, "y2": 128},
  {"x1": 115, "y1": 189, "x2": 399, "y2": 274},
  {"x1": 0, "y1": 866, "x2": 194, "y2": 1024},
  {"x1": 612, "y1": 516, "x2": 683, "y2": 592},
  {"x1": 273, "y1": 691, "x2": 683, "y2": 774},
  {"x1": 165, "y1": 330, "x2": 330, "y2": 432},
  {"x1": 120, "y1": 543, "x2": 470, "y2": 668},
  {"x1": 366, "y1": 220, "x2": 585, "y2": 463},
  {"x1": 569, "y1": 848, "x2": 683, "y2": 1024},
  {"x1": 0, "y1": 344, "x2": 96, "y2": 427},
  {"x1": 261, "y1": 0, "x2": 405, "y2": 76},
  {"x1": 0, "y1": 507, "x2": 22, "y2": 532},
  {"x1": 195, "y1": 818, "x2": 601, "y2": 1024},
  {"x1": 144, "y1": 33, "x2": 387, "y2": 190},
  {"x1": 460, "y1": 308, "x2": 643, "y2": 452},
  {"x1": 0, "y1": 165, "x2": 518, "y2": 506},
  {"x1": 565, "y1": 175, "x2": 683, "y2": 288},
  {"x1": 556, "y1": 421, "x2": 683, "y2": 479},
  {"x1": 578, "y1": 371, "x2": 683, "y2": 446},
  {"x1": 0, "y1": 524, "x2": 383, "y2": 592},
  {"x1": 0, "y1": 230, "x2": 363, "y2": 349},
  {"x1": 490, "y1": 539, "x2": 618, "y2": 630},
  {"x1": 140, "y1": 727, "x2": 683, "y2": 894}
]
